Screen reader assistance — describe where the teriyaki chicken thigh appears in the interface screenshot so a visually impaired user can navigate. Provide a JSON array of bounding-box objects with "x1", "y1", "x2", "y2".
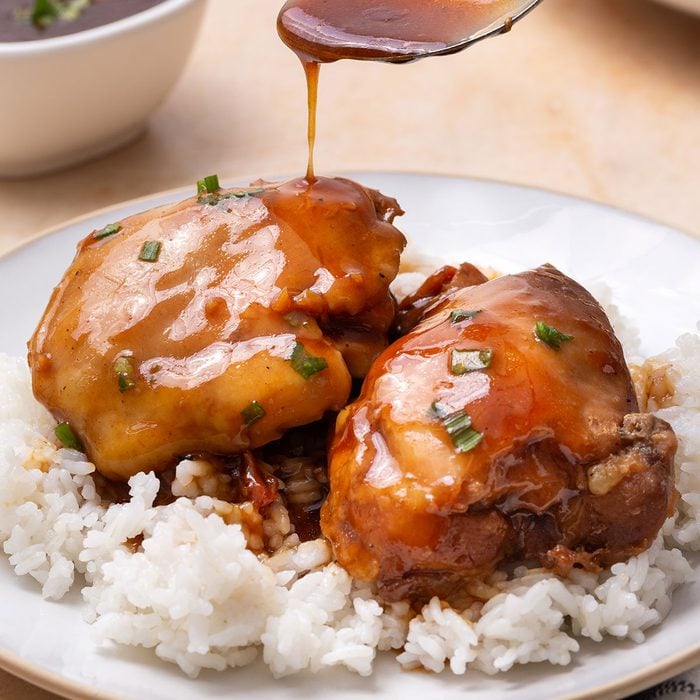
[
  {"x1": 28, "y1": 177, "x2": 406, "y2": 480},
  {"x1": 322, "y1": 265, "x2": 677, "y2": 600}
]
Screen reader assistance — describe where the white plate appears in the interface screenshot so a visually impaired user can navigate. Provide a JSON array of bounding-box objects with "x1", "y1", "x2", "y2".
[{"x1": 1, "y1": 173, "x2": 700, "y2": 700}]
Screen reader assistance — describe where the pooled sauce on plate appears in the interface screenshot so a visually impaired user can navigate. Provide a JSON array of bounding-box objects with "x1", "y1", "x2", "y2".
[{"x1": 0, "y1": 0, "x2": 163, "y2": 42}]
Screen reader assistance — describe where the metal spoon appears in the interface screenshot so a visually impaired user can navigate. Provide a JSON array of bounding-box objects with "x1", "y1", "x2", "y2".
[{"x1": 404, "y1": 0, "x2": 544, "y2": 63}]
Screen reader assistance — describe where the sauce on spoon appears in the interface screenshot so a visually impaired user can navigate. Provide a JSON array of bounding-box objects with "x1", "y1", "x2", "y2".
[{"x1": 277, "y1": 0, "x2": 528, "y2": 64}]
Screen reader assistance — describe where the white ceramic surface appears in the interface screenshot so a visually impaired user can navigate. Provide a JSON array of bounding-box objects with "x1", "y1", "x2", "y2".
[
  {"x1": 0, "y1": 173, "x2": 699, "y2": 700},
  {"x1": 0, "y1": 0, "x2": 206, "y2": 178}
]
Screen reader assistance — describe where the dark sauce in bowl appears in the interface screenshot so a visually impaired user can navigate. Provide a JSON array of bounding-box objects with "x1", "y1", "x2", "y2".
[{"x1": 0, "y1": 0, "x2": 164, "y2": 42}]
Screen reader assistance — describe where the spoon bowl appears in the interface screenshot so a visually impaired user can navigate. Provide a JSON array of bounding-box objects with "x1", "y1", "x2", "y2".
[
  {"x1": 278, "y1": 0, "x2": 544, "y2": 65},
  {"x1": 400, "y1": 0, "x2": 543, "y2": 63}
]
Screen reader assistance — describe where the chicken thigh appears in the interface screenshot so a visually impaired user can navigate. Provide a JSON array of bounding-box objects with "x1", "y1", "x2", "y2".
[
  {"x1": 321, "y1": 265, "x2": 677, "y2": 600},
  {"x1": 29, "y1": 177, "x2": 406, "y2": 480}
]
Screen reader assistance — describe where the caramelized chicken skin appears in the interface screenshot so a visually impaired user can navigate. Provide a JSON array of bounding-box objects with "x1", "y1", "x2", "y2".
[
  {"x1": 321, "y1": 265, "x2": 677, "y2": 600},
  {"x1": 28, "y1": 177, "x2": 406, "y2": 480},
  {"x1": 393, "y1": 261, "x2": 488, "y2": 336}
]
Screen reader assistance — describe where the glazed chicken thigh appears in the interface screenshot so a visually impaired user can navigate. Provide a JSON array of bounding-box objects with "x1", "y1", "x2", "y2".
[
  {"x1": 321, "y1": 265, "x2": 677, "y2": 600},
  {"x1": 28, "y1": 177, "x2": 406, "y2": 480}
]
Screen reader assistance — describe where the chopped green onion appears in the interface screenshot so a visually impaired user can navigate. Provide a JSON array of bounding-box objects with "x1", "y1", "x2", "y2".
[
  {"x1": 442, "y1": 410, "x2": 472, "y2": 434},
  {"x1": 197, "y1": 194, "x2": 221, "y2": 205},
  {"x1": 283, "y1": 312, "x2": 311, "y2": 328},
  {"x1": 196, "y1": 174, "x2": 220, "y2": 194},
  {"x1": 117, "y1": 375, "x2": 134, "y2": 392},
  {"x1": 54, "y1": 422, "x2": 83, "y2": 451},
  {"x1": 232, "y1": 187, "x2": 265, "y2": 198},
  {"x1": 31, "y1": 0, "x2": 59, "y2": 27},
  {"x1": 57, "y1": 0, "x2": 89, "y2": 20},
  {"x1": 450, "y1": 309, "x2": 481, "y2": 324},
  {"x1": 138, "y1": 240, "x2": 161, "y2": 262},
  {"x1": 93, "y1": 223, "x2": 121, "y2": 240},
  {"x1": 535, "y1": 321, "x2": 574, "y2": 350},
  {"x1": 289, "y1": 342, "x2": 327, "y2": 379},
  {"x1": 198, "y1": 187, "x2": 266, "y2": 206},
  {"x1": 29, "y1": 0, "x2": 90, "y2": 28},
  {"x1": 430, "y1": 403, "x2": 483, "y2": 453},
  {"x1": 114, "y1": 355, "x2": 136, "y2": 392},
  {"x1": 450, "y1": 348, "x2": 493, "y2": 375},
  {"x1": 451, "y1": 425, "x2": 483, "y2": 453},
  {"x1": 241, "y1": 400, "x2": 266, "y2": 426}
]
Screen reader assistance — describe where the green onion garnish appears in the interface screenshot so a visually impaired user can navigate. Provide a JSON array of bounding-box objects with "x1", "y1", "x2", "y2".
[
  {"x1": 196, "y1": 174, "x2": 220, "y2": 194},
  {"x1": 450, "y1": 309, "x2": 481, "y2": 324},
  {"x1": 54, "y1": 422, "x2": 83, "y2": 451},
  {"x1": 535, "y1": 321, "x2": 574, "y2": 350},
  {"x1": 93, "y1": 223, "x2": 122, "y2": 240},
  {"x1": 197, "y1": 194, "x2": 221, "y2": 205},
  {"x1": 241, "y1": 400, "x2": 266, "y2": 426},
  {"x1": 29, "y1": 0, "x2": 90, "y2": 28},
  {"x1": 232, "y1": 187, "x2": 265, "y2": 198},
  {"x1": 114, "y1": 355, "x2": 136, "y2": 392},
  {"x1": 31, "y1": 0, "x2": 59, "y2": 27},
  {"x1": 198, "y1": 187, "x2": 266, "y2": 206},
  {"x1": 283, "y1": 312, "x2": 311, "y2": 328},
  {"x1": 430, "y1": 402, "x2": 483, "y2": 453},
  {"x1": 289, "y1": 342, "x2": 327, "y2": 379},
  {"x1": 138, "y1": 241, "x2": 161, "y2": 262},
  {"x1": 450, "y1": 348, "x2": 493, "y2": 375},
  {"x1": 450, "y1": 424, "x2": 483, "y2": 452},
  {"x1": 58, "y1": 0, "x2": 89, "y2": 19}
]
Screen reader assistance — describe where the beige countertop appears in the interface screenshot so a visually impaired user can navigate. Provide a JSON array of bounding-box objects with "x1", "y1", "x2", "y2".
[
  {"x1": 1, "y1": 0, "x2": 700, "y2": 257},
  {"x1": 1, "y1": 0, "x2": 699, "y2": 697}
]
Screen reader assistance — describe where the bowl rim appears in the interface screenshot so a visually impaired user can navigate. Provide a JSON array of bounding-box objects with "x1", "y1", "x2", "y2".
[{"x1": 0, "y1": 0, "x2": 202, "y2": 55}]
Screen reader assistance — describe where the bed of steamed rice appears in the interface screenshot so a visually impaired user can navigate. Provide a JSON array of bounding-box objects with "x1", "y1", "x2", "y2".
[{"x1": 0, "y1": 316, "x2": 699, "y2": 678}]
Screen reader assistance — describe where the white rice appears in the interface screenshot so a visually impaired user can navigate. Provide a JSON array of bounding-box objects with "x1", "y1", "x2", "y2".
[
  {"x1": 655, "y1": 329, "x2": 700, "y2": 549},
  {"x1": 0, "y1": 316, "x2": 699, "y2": 678}
]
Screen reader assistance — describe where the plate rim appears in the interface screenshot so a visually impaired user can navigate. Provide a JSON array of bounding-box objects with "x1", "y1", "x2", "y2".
[
  {"x1": 3, "y1": 635, "x2": 700, "y2": 700},
  {"x1": 1, "y1": 171, "x2": 699, "y2": 700}
]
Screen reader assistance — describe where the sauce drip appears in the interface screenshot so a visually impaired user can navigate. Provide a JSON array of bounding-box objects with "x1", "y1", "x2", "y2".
[{"x1": 304, "y1": 60, "x2": 320, "y2": 181}]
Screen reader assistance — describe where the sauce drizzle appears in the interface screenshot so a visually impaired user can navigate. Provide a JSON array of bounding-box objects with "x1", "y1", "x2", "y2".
[{"x1": 304, "y1": 60, "x2": 320, "y2": 182}]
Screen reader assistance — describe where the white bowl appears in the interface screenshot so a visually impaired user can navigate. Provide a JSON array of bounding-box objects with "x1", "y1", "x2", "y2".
[{"x1": 0, "y1": 0, "x2": 206, "y2": 178}]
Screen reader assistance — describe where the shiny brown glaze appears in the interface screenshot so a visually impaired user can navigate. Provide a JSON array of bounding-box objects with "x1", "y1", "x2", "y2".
[
  {"x1": 277, "y1": 0, "x2": 528, "y2": 63},
  {"x1": 321, "y1": 265, "x2": 677, "y2": 600},
  {"x1": 394, "y1": 261, "x2": 488, "y2": 336},
  {"x1": 28, "y1": 176, "x2": 406, "y2": 480}
]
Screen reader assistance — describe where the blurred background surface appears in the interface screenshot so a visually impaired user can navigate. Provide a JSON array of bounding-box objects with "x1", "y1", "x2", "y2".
[{"x1": 0, "y1": 0, "x2": 699, "y2": 258}]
